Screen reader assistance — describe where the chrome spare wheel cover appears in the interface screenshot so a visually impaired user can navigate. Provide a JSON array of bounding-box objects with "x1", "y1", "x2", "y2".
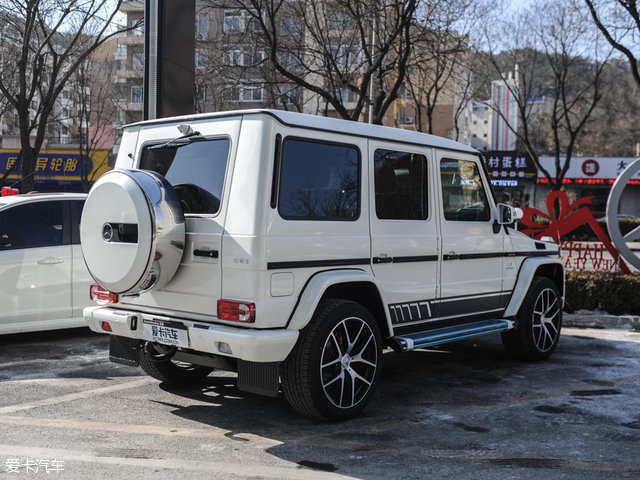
[
  {"x1": 532, "y1": 287, "x2": 561, "y2": 353},
  {"x1": 606, "y1": 157, "x2": 640, "y2": 270},
  {"x1": 80, "y1": 169, "x2": 185, "y2": 294},
  {"x1": 321, "y1": 317, "x2": 378, "y2": 409}
]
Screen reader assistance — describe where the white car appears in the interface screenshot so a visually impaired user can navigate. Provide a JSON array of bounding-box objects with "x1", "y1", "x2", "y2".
[
  {"x1": 81, "y1": 110, "x2": 564, "y2": 421},
  {"x1": 0, "y1": 192, "x2": 92, "y2": 334}
]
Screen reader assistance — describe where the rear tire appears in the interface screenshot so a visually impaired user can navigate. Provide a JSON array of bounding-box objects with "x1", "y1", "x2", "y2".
[
  {"x1": 139, "y1": 344, "x2": 213, "y2": 385},
  {"x1": 502, "y1": 276, "x2": 562, "y2": 361},
  {"x1": 281, "y1": 299, "x2": 382, "y2": 422}
]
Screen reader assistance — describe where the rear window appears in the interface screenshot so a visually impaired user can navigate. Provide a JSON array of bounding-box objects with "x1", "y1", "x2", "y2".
[
  {"x1": 140, "y1": 138, "x2": 230, "y2": 215},
  {"x1": 278, "y1": 138, "x2": 360, "y2": 220}
]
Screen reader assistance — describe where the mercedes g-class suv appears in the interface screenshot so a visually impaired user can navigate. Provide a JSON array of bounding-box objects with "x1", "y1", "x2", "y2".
[{"x1": 81, "y1": 110, "x2": 564, "y2": 421}]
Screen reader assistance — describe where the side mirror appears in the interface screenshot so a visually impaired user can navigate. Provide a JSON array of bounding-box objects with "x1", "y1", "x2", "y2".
[{"x1": 497, "y1": 203, "x2": 523, "y2": 225}]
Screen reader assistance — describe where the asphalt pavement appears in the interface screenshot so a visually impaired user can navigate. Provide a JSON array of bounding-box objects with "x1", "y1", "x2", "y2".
[{"x1": 1, "y1": 319, "x2": 640, "y2": 479}]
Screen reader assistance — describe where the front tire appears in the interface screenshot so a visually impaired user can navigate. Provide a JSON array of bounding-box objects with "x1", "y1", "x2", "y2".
[
  {"x1": 139, "y1": 343, "x2": 214, "y2": 385},
  {"x1": 281, "y1": 299, "x2": 383, "y2": 421},
  {"x1": 502, "y1": 276, "x2": 562, "y2": 360}
]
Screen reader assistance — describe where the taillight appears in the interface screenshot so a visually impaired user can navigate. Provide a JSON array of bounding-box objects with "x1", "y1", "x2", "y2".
[
  {"x1": 90, "y1": 284, "x2": 118, "y2": 305},
  {"x1": 1, "y1": 187, "x2": 19, "y2": 196},
  {"x1": 217, "y1": 300, "x2": 255, "y2": 323}
]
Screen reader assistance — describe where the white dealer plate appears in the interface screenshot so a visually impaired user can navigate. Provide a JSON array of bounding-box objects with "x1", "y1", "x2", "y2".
[{"x1": 142, "y1": 319, "x2": 189, "y2": 348}]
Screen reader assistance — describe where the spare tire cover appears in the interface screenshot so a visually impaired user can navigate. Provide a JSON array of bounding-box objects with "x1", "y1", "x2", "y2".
[{"x1": 81, "y1": 169, "x2": 185, "y2": 294}]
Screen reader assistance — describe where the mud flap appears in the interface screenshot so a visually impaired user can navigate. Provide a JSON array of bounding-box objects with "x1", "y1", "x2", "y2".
[
  {"x1": 237, "y1": 360, "x2": 280, "y2": 397},
  {"x1": 109, "y1": 336, "x2": 142, "y2": 367}
]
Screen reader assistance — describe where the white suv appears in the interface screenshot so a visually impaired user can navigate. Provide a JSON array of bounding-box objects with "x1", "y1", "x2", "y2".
[{"x1": 81, "y1": 110, "x2": 564, "y2": 421}]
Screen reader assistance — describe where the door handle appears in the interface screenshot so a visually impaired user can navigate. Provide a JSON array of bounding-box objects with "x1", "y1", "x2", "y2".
[
  {"x1": 373, "y1": 256, "x2": 393, "y2": 264},
  {"x1": 194, "y1": 249, "x2": 219, "y2": 258},
  {"x1": 37, "y1": 257, "x2": 64, "y2": 265}
]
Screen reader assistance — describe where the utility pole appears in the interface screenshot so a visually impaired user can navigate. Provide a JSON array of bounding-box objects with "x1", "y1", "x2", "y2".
[{"x1": 144, "y1": 0, "x2": 196, "y2": 120}]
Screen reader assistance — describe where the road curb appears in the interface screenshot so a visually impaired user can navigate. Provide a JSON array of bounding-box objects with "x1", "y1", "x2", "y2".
[{"x1": 564, "y1": 312, "x2": 640, "y2": 331}]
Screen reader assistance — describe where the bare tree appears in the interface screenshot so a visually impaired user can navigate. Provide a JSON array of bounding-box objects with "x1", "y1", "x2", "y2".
[
  {"x1": 204, "y1": 0, "x2": 418, "y2": 124},
  {"x1": 73, "y1": 51, "x2": 116, "y2": 192},
  {"x1": 585, "y1": 0, "x2": 640, "y2": 88},
  {"x1": 0, "y1": 0, "x2": 137, "y2": 193},
  {"x1": 403, "y1": 0, "x2": 482, "y2": 136},
  {"x1": 481, "y1": 0, "x2": 610, "y2": 191}
]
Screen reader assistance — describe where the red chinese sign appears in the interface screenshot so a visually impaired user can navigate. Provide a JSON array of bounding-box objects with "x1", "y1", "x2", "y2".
[{"x1": 520, "y1": 190, "x2": 630, "y2": 274}]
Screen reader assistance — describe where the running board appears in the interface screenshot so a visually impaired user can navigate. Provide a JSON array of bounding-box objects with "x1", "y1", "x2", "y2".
[{"x1": 389, "y1": 320, "x2": 514, "y2": 353}]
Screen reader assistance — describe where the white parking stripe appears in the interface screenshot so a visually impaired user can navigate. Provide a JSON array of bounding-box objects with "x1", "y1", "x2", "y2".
[
  {"x1": 0, "y1": 377, "x2": 155, "y2": 414},
  {"x1": 0, "y1": 415, "x2": 282, "y2": 446}
]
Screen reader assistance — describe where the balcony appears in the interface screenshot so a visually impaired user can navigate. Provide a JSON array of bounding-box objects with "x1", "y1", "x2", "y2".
[
  {"x1": 118, "y1": 35, "x2": 143, "y2": 46},
  {"x1": 120, "y1": 1, "x2": 143, "y2": 13}
]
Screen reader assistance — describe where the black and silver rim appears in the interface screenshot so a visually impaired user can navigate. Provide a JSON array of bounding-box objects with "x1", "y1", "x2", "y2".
[
  {"x1": 532, "y1": 287, "x2": 561, "y2": 352},
  {"x1": 320, "y1": 316, "x2": 378, "y2": 409}
]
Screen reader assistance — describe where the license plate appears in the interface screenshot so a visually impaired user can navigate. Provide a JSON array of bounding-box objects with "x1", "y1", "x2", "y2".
[{"x1": 142, "y1": 319, "x2": 189, "y2": 348}]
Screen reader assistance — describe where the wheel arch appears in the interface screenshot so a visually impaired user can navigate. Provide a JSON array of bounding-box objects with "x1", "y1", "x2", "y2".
[
  {"x1": 286, "y1": 270, "x2": 391, "y2": 339},
  {"x1": 504, "y1": 257, "x2": 565, "y2": 317}
]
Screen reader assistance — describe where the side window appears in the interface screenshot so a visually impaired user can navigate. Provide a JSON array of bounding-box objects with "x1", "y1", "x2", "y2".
[
  {"x1": 140, "y1": 138, "x2": 230, "y2": 215},
  {"x1": 440, "y1": 158, "x2": 490, "y2": 222},
  {"x1": 0, "y1": 202, "x2": 64, "y2": 250},
  {"x1": 374, "y1": 149, "x2": 427, "y2": 220},
  {"x1": 279, "y1": 138, "x2": 360, "y2": 220}
]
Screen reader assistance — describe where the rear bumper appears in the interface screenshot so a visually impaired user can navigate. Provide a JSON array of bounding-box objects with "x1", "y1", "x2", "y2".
[{"x1": 84, "y1": 306, "x2": 298, "y2": 363}]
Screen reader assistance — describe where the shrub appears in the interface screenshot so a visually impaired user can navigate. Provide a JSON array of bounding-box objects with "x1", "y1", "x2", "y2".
[{"x1": 564, "y1": 270, "x2": 640, "y2": 315}]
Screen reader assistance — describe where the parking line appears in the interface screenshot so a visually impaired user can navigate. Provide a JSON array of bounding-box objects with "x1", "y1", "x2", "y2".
[
  {"x1": 0, "y1": 377, "x2": 155, "y2": 414},
  {"x1": 0, "y1": 414, "x2": 282, "y2": 446}
]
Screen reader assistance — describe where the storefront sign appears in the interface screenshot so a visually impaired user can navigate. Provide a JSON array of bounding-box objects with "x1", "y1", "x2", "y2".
[
  {"x1": 537, "y1": 156, "x2": 640, "y2": 182},
  {"x1": 482, "y1": 151, "x2": 537, "y2": 181},
  {"x1": 0, "y1": 149, "x2": 110, "y2": 186}
]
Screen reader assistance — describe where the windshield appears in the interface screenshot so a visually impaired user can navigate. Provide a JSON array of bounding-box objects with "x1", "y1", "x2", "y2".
[{"x1": 140, "y1": 138, "x2": 230, "y2": 215}]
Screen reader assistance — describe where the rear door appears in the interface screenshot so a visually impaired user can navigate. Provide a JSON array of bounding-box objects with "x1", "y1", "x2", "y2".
[
  {"x1": 123, "y1": 118, "x2": 241, "y2": 318},
  {"x1": 368, "y1": 141, "x2": 439, "y2": 336},
  {"x1": 0, "y1": 199, "x2": 73, "y2": 331}
]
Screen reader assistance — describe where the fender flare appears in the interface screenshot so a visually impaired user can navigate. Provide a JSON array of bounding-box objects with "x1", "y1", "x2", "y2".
[
  {"x1": 503, "y1": 256, "x2": 565, "y2": 317},
  {"x1": 286, "y1": 269, "x2": 390, "y2": 333}
]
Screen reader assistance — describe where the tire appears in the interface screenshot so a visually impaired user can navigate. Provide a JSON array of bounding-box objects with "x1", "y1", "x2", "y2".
[
  {"x1": 139, "y1": 343, "x2": 213, "y2": 386},
  {"x1": 281, "y1": 299, "x2": 383, "y2": 422},
  {"x1": 502, "y1": 276, "x2": 562, "y2": 361}
]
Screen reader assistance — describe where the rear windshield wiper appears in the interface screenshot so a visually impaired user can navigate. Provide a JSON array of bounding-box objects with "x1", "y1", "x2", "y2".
[{"x1": 148, "y1": 129, "x2": 203, "y2": 150}]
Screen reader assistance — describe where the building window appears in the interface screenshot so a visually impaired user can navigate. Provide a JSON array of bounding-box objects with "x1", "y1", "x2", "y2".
[
  {"x1": 224, "y1": 48, "x2": 265, "y2": 66},
  {"x1": 131, "y1": 86, "x2": 143, "y2": 104},
  {"x1": 196, "y1": 13, "x2": 209, "y2": 38},
  {"x1": 281, "y1": 16, "x2": 302, "y2": 35},
  {"x1": 132, "y1": 52, "x2": 144, "y2": 71},
  {"x1": 228, "y1": 84, "x2": 264, "y2": 102},
  {"x1": 195, "y1": 49, "x2": 207, "y2": 69},
  {"x1": 280, "y1": 86, "x2": 299, "y2": 105},
  {"x1": 224, "y1": 9, "x2": 259, "y2": 33}
]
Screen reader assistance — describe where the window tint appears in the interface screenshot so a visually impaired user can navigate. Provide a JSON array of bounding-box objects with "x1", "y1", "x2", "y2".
[
  {"x1": 140, "y1": 138, "x2": 230, "y2": 215},
  {"x1": 0, "y1": 201, "x2": 64, "y2": 250},
  {"x1": 279, "y1": 138, "x2": 360, "y2": 220},
  {"x1": 374, "y1": 149, "x2": 427, "y2": 220},
  {"x1": 440, "y1": 158, "x2": 490, "y2": 221}
]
